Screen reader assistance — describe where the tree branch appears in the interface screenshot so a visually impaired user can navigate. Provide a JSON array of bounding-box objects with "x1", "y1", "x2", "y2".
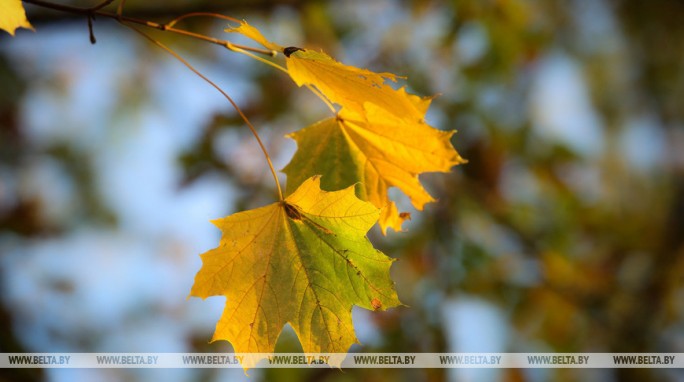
[{"x1": 21, "y1": 0, "x2": 277, "y2": 56}]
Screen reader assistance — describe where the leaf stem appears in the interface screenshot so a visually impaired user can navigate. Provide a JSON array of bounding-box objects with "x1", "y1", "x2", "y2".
[
  {"x1": 304, "y1": 85, "x2": 338, "y2": 114},
  {"x1": 165, "y1": 12, "x2": 241, "y2": 29},
  {"x1": 227, "y1": 45, "x2": 288, "y2": 74},
  {"x1": 125, "y1": 25, "x2": 284, "y2": 200},
  {"x1": 21, "y1": 0, "x2": 285, "y2": 199}
]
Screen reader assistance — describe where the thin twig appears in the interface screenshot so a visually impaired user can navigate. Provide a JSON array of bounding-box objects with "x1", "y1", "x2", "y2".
[
  {"x1": 87, "y1": 14, "x2": 96, "y2": 43},
  {"x1": 21, "y1": 0, "x2": 276, "y2": 56},
  {"x1": 89, "y1": 0, "x2": 114, "y2": 12}
]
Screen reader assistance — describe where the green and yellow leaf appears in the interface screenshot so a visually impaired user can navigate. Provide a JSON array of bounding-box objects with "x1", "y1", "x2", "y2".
[
  {"x1": 283, "y1": 105, "x2": 466, "y2": 234},
  {"x1": 0, "y1": 0, "x2": 33, "y2": 36},
  {"x1": 190, "y1": 176, "x2": 401, "y2": 369}
]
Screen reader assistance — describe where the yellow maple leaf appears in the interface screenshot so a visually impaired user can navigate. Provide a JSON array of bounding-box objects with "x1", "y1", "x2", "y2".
[
  {"x1": 283, "y1": 105, "x2": 466, "y2": 233},
  {"x1": 190, "y1": 176, "x2": 401, "y2": 369},
  {"x1": 225, "y1": 21, "x2": 429, "y2": 122},
  {"x1": 285, "y1": 48, "x2": 429, "y2": 122},
  {"x1": 0, "y1": 0, "x2": 33, "y2": 36}
]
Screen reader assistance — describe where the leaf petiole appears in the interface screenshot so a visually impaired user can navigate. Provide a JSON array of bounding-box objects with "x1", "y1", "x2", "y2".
[{"x1": 126, "y1": 25, "x2": 284, "y2": 201}]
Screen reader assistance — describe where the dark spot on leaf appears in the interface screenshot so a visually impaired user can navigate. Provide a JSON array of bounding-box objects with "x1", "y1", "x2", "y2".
[
  {"x1": 371, "y1": 298, "x2": 382, "y2": 311},
  {"x1": 283, "y1": 202, "x2": 302, "y2": 220},
  {"x1": 399, "y1": 212, "x2": 411, "y2": 220},
  {"x1": 283, "y1": 46, "x2": 303, "y2": 57}
]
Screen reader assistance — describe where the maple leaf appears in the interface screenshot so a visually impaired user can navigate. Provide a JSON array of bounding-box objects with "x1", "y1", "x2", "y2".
[
  {"x1": 0, "y1": 0, "x2": 33, "y2": 36},
  {"x1": 284, "y1": 48, "x2": 430, "y2": 122},
  {"x1": 190, "y1": 176, "x2": 401, "y2": 368},
  {"x1": 283, "y1": 105, "x2": 466, "y2": 234},
  {"x1": 225, "y1": 21, "x2": 429, "y2": 122}
]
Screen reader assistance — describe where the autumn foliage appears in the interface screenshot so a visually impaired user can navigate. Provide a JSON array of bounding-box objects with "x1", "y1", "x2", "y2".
[
  {"x1": 190, "y1": 177, "x2": 400, "y2": 368},
  {"x1": 193, "y1": 22, "x2": 463, "y2": 365},
  {"x1": 0, "y1": 0, "x2": 32, "y2": 36},
  {"x1": 3, "y1": 6, "x2": 464, "y2": 368}
]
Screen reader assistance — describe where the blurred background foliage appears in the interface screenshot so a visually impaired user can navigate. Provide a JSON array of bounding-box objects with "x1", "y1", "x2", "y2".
[{"x1": 1, "y1": 0, "x2": 684, "y2": 381}]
